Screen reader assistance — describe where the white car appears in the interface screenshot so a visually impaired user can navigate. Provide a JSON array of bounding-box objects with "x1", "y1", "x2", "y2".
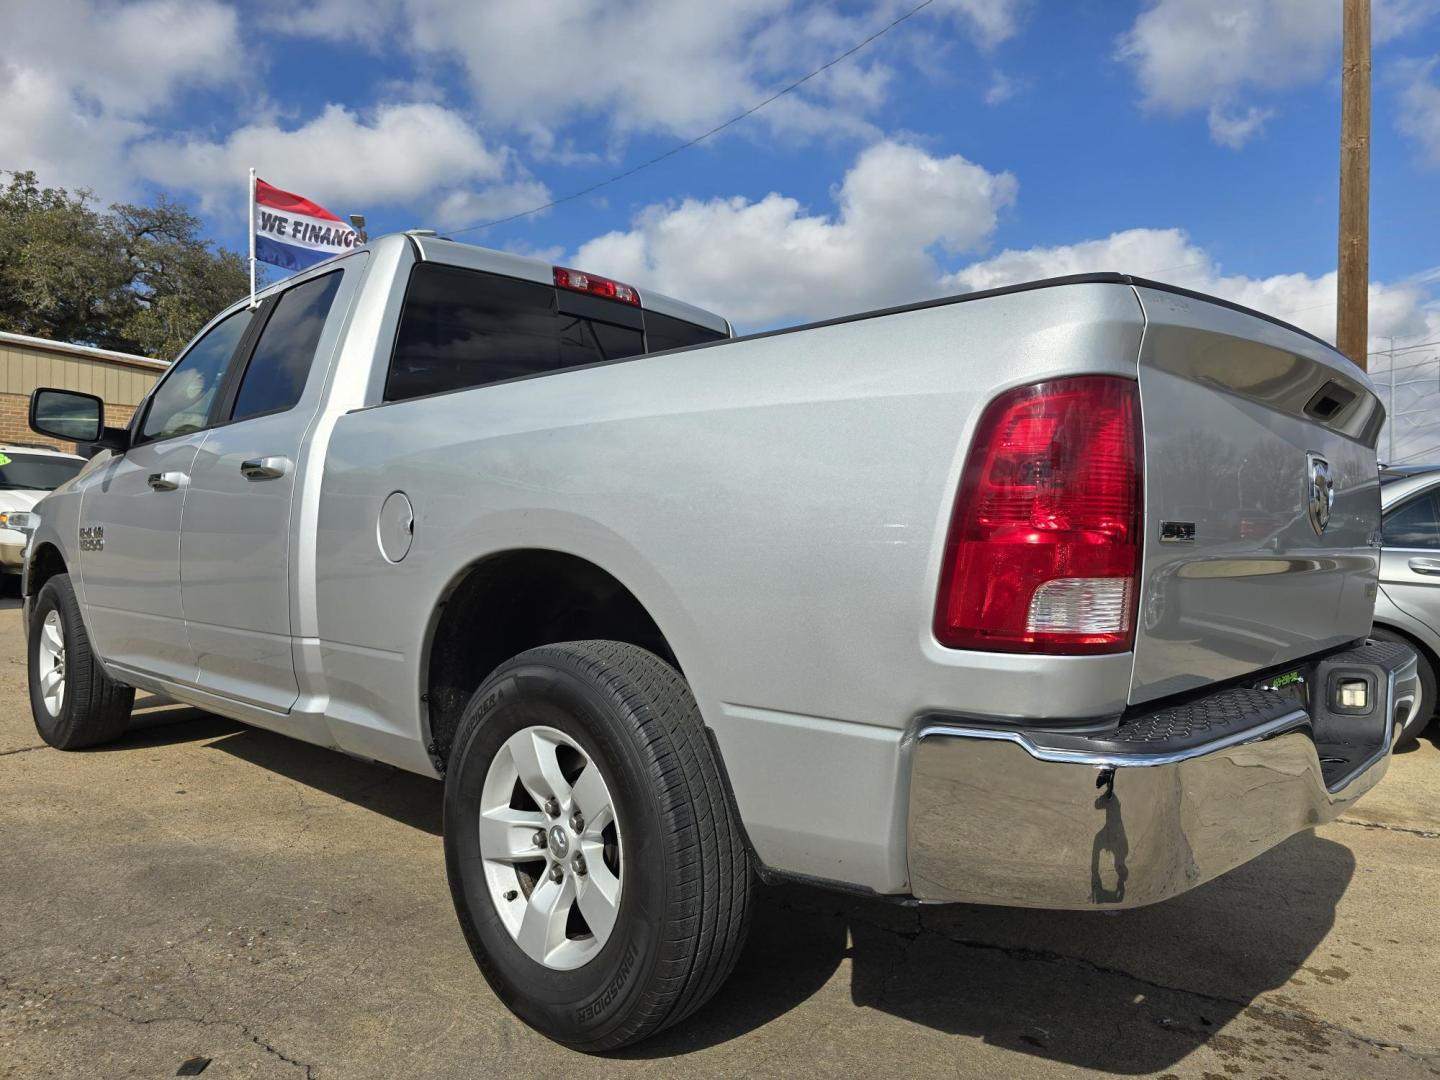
[{"x1": 0, "y1": 444, "x2": 85, "y2": 582}]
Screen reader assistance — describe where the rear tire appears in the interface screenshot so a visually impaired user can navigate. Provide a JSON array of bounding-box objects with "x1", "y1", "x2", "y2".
[
  {"x1": 443, "y1": 640, "x2": 752, "y2": 1051},
  {"x1": 1370, "y1": 627, "x2": 1435, "y2": 745},
  {"x1": 28, "y1": 573, "x2": 134, "y2": 749}
]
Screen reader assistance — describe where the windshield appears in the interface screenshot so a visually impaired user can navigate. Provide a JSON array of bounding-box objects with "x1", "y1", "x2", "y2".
[{"x1": 0, "y1": 452, "x2": 84, "y2": 491}]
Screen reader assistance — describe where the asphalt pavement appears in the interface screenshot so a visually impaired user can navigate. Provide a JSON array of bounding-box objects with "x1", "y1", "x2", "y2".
[{"x1": 2, "y1": 592, "x2": 1438, "y2": 1079}]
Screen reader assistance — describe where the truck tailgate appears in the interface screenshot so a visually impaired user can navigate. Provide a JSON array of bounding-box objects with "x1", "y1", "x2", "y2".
[{"x1": 1130, "y1": 285, "x2": 1386, "y2": 705}]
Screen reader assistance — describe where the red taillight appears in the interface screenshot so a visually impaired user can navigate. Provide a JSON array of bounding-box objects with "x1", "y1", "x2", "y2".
[
  {"x1": 934, "y1": 375, "x2": 1142, "y2": 655},
  {"x1": 553, "y1": 265, "x2": 641, "y2": 306}
]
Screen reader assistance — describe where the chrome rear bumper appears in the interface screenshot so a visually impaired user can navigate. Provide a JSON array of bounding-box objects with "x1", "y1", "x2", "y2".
[{"x1": 906, "y1": 640, "x2": 1416, "y2": 909}]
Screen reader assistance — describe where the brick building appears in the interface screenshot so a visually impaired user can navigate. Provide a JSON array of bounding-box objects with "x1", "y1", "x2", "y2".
[{"x1": 0, "y1": 330, "x2": 167, "y2": 450}]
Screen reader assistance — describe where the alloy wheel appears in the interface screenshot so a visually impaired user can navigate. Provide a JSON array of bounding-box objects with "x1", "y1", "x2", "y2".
[
  {"x1": 478, "y1": 725, "x2": 623, "y2": 970},
  {"x1": 37, "y1": 609, "x2": 65, "y2": 717}
]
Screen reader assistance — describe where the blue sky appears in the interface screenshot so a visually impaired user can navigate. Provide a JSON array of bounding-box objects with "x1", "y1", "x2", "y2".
[{"x1": 6, "y1": 0, "x2": 1440, "y2": 358}]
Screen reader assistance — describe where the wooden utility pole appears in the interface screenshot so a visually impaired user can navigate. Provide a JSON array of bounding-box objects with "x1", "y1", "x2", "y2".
[{"x1": 1337, "y1": 0, "x2": 1371, "y2": 370}]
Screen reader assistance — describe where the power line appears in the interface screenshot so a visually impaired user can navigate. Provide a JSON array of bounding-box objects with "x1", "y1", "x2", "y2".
[
  {"x1": 1370, "y1": 337, "x2": 1440, "y2": 357},
  {"x1": 1383, "y1": 441, "x2": 1440, "y2": 466},
  {"x1": 1373, "y1": 348, "x2": 1439, "y2": 373},
  {"x1": 442, "y1": 0, "x2": 937, "y2": 238}
]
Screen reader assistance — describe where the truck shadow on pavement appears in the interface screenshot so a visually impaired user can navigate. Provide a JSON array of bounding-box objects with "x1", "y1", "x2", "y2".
[
  {"x1": 638, "y1": 835, "x2": 1356, "y2": 1073},
  {"x1": 119, "y1": 710, "x2": 1356, "y2": 1074}
]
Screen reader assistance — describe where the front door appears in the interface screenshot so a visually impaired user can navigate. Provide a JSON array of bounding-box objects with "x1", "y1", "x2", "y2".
[
  {"x1": 78, "y1": 307, "x2": 255, "y2": 684},
  {"x1": 181, "y1": 270, "x2": 344, "y2": 712}
]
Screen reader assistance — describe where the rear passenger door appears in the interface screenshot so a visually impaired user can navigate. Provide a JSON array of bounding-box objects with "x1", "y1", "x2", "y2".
[{"x1": 180, "y1": 268, "x2": 347, "y2": 713}]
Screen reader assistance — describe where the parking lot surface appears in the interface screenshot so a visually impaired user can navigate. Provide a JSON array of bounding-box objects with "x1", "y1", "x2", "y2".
[{"x1": 2, "y1": 594, "x2": 1438, "y2": 1079}]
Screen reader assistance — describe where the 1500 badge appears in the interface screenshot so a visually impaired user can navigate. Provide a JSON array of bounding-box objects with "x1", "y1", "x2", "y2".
[{"x1": 79, "y1": 525, "x2": 104, "y2": 551}]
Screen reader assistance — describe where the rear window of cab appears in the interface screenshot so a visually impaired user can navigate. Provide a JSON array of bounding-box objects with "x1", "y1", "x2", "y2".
[{"x1": 385, "y1": 263, "x2": 726, "y2": 403}]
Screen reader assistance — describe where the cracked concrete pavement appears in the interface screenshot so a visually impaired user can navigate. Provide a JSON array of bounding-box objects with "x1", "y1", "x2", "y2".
[{"x1": 1, "y1": 593, "x2": 1438, "y2": 1079}]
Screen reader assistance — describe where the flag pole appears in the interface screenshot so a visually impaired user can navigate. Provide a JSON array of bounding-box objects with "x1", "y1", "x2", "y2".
[{"x1": 248, "y1": 167, "x2": 258, "y2": 309}]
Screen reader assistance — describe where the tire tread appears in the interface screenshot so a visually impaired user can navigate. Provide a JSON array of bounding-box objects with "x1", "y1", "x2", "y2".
[
  {"x1": 30, "y1": 574, "x2": 133, "y2": 750},
  {"x1": 448, "y1": 639, "x2": 752, "y2": 1051}
]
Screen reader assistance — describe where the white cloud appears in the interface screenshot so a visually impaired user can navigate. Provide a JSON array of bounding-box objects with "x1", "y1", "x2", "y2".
[
  {"x1": 943, "y1": 227, "x2": 1439, "y2": 355},
  {"x1": 433, "y1": 181, "x2": 554, "y2": 230},
  {"x1": 984, "y1": 71, "x2": 1018, "y2": 105},
  {"x1": 132, "y1": 103, "x2": 536, "y2": 224},
  {"x1": 274, "y1": 0, "x2": 1025, "y2": 145},
  {"x1": 1397, "y1": 57, "x2": 1440, "y2": 166},
  {"x1": 1207, "y1": 104, "x2": 1276, "y2": 149},
  {"x1": 0, "y1": 0, "x2": 241, "y2": 196},
  {"x1": 572, "y1": 140, "x2": 1017, "y2": 326},
  {"x1": 1118, "y1": 0, "x2": 1440, "y2": 148},
  {"x1": 572, "y1": 157, "x2": 1437, "y2": 352},
  {"x1": 933, "y1": 0, "x2": 1028, "y2": 50},
  {"x1": 1118, "y1": 1, "x2": 1336, "y2": 113},
  {"x1": 1375, "y1": 0, "x2": 1440, "y2": 39}
]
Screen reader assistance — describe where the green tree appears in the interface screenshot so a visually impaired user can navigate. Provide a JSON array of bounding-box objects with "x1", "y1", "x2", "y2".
[{"x1": 0, "y1": 171, "x2": 252, "y2": 360}]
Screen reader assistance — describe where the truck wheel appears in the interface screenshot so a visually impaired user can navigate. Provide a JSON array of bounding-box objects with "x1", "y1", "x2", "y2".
[
  {"x1": 443, "y1": 640, "x2": 752, "y2": 1051},
  {"x1": 28, "y1": 573, "x2": 135, "y2": 749},
  {"x1": 1369, "y1": 627, "x2": 1435, "y2": 745}
]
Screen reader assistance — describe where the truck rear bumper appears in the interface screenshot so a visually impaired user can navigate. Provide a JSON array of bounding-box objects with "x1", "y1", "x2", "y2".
[{"x1": 906, "y1": 639, "x2": 1416, "y2": 909}]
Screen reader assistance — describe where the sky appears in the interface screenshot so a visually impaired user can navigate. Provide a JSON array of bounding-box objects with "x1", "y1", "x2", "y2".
[{"x1": 6, "y1": 0, "x2": 1440, "y2": 454}]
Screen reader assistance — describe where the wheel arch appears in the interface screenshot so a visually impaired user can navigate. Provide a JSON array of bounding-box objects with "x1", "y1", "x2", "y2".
[
  {"x1": 1371, "y1": 616, "x2": 1440, "y2": 676},
  {"x1": 23, "y1": 541, "x2": 68, "y2": 599},
  {"x1": 420, "y1": 548, "x2": 688, "y2": 770}
]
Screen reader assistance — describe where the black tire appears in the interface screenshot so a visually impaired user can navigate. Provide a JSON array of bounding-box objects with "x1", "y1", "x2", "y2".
[
  {"x1": 28, "y1": 573, "x2": 134, "y2": 749},
  {"x1": 1370, "y1": 626, "x2": 1436, "y2": 745},
  {"x1": 443, "y1": 640, "x2": 752, "y2": 1051}
]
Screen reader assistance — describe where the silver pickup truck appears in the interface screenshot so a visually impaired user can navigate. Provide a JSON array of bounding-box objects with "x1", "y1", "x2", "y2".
[{"x1": 20, "y1": 233, "x2": 1417, "y2": 1051}]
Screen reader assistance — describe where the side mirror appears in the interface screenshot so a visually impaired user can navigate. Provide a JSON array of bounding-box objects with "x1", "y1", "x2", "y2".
[{"x1": 28, "y1": 388, "x2": 128, "y2": 451}]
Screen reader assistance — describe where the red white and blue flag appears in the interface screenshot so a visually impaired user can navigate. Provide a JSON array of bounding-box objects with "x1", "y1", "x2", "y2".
[{"x1": 252, "y1": 177, "x2": 360, "y2": 272}]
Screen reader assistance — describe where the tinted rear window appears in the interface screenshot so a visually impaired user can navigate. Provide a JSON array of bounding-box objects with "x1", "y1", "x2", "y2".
[
  {"x1": 386, "y1": 265, "x2": 647, "y2": 402},
  {"x1": 644, "y1": 310, "x2": 726, "y2": 352}
]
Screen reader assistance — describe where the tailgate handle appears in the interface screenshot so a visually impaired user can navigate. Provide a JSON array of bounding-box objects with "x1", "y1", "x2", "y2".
[
  {"x1": 1304, "y1": 381, "x2": 1357, "y2": 422},
  {"x1": 1408, "y1": 557, "x2": 1440, "y2": 576}
]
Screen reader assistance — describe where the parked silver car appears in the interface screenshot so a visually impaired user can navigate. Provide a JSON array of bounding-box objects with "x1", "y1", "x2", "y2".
[{"x1": 1375, "y1": 464, "x2": 1440, "y2": 742}]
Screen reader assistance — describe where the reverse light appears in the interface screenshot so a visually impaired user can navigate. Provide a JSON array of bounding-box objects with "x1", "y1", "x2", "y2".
[
  {"x1": 553, "y1": 266, "x2": 641, "y2": 306},
  {"x1": 933, "y1": 375, "x2": 1142, "y2": 655}
]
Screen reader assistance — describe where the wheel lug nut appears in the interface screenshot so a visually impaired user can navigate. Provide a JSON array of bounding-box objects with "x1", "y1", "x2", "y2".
[
  {"x1": 544, "y1": 798, "x2": 560, "y2": 817},
  {"x1": 548, "y1": 863, "x2": 564, "y2": 883},
  {"x1": 573, "y1": 855, "x2": 587, "y2": 876},
  {"x1": 569, "y1": 812, "x2": 584, "y2": 833},
  {"x1": 532, "y1": 830, "x2": 546, "y2": 848}
]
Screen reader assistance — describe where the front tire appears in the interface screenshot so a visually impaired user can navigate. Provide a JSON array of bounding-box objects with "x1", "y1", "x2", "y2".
[
  {"x1": 443, "y1": 640, "x2": 752, "y2": 1051},
  {"x1": 28, "y1": 573, "x2": 134, "y2": 749}
]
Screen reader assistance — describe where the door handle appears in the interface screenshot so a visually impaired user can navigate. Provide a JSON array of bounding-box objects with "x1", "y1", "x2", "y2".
[
  {"x1": 147, "y1": 472, "x2": 185, "y2": 491},
  {"x1": 1409, "y1": 557, "x2": 1440, "y2": 576},
  {"x1": 240, "y1": 456, "x2": 290, "y2": 481}
]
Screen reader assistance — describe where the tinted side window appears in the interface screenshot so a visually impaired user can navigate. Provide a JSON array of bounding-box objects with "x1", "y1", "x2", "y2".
[
  {"x1": 644, "y1": 310, "x2": 726, "y2": 353},
  {"x1": 386, "y1": 265, "x2": 645, "y2": 402},
  {"x1": 1383, "y1": 491, "x2": 1440, "y2": 549},
  {"x1": 231, "y1": 272, "x2": 342, "y2": 422},
  {"x1": 141, "y1": 308, "x2": 253, "y2": 442}
]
